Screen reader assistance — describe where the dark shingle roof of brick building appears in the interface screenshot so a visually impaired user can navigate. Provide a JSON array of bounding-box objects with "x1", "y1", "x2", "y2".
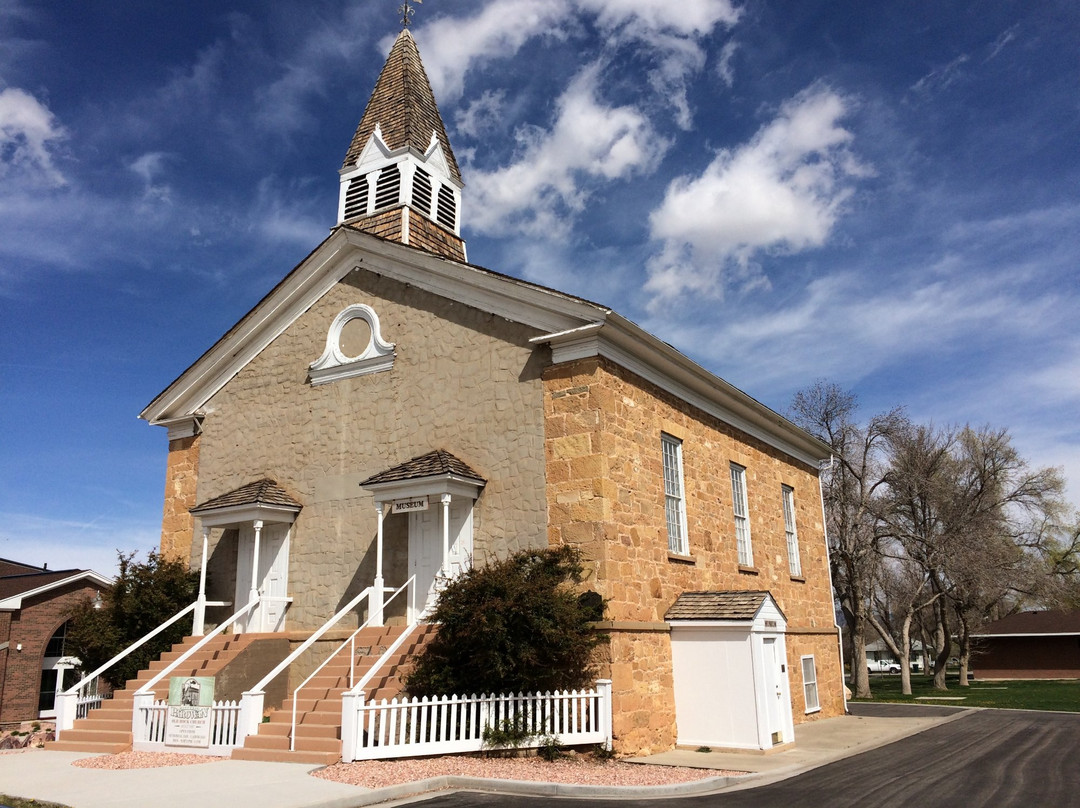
[
  {"x1": 341, "y1": 29, "x2": 462, "y2": 184},
  {"x1": 974, "y1": 610, "x2": 1080, "y2": 636},
  {"x1": 361, "y1": 449, "x2": 485, "y2": 486},
  {"x1": 190, "y1": 479, "x2": 302, "y2": 514},
  {"x1": 0, "y1": 569, "x2": 86, "y2": 600},
  {"x1": 665, "y1": 591, "x2": 780, "y2": 621}
]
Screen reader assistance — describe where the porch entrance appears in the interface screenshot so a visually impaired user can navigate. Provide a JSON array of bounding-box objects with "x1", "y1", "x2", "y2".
[
  {"x1": 235, "y1": 522, "x2": 291, "y2": 632},
  {"x1": 408, "y1": 498, "x2": 473, "y2": 618}
]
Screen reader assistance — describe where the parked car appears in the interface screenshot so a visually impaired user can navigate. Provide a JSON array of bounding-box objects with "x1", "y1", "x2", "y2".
[{"x1": 867, "y1": 658, "x2": 901, "y2": 674}]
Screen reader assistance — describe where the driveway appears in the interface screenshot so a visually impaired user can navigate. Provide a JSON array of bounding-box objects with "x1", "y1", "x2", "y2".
[{"x1": 410, "y1": 708, "x2": 1080, "y2": 808}]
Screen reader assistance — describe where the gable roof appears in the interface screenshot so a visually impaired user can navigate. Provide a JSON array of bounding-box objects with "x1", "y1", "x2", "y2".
[
  {"x1": 973, "y1": 610, "x2": 1080, "y2": 637},
  {"x1": 0, "y1": 568, "x2": 112, "y2": 611},
  {"x1": 361, "y1": 449, "x2": 485, "y2": 487},
  {"x1": 139, "y1": 227, "x2": 831, "y2": 468},
  {"x1": 342, "y1": 29, "x2": 462, "y2": 185},
  {"x1": 665, "y1": 590, "x2": 785, "y2": 621},
  {"x1": 0, "y1": 558, "x2": 47, "y2": 577}
]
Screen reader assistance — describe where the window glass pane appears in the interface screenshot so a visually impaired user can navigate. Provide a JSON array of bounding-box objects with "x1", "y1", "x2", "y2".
[
  {"x1": 662, "y1": 435, "x2": 687, "y2": 554},
  {"x1": 731, "y1": 464, "x2": 752, "y2": 566},
  {"x1": 802, "y1": 656, "x2": 820, "y2": 712},
  {"x1": 783, "y1": 486, "x2": 801, "y2": 577}
]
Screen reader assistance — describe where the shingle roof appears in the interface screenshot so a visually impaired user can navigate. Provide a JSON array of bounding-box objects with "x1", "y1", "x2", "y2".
[
  {"x1": 665, "y1": 591, "x2": 776, "y2": 621},
  {"x1": 0, "y1": 558, "x2": 47, "y2": 577},
  {"x1": 0, "y1": 569, "x2": 91, "y2": 600},
  {"x1": 342, "y1": 29, "x2": 462, "y2": 184},
  {"x1": 361, "y1": 449, "x2": 485, "y2": 486},
  {"x1": 190, "y1": 479, "x2": 303, "y2": 514},
  {"x1": 974, "y1": 610, "x2": 1080, "y2": 636}
]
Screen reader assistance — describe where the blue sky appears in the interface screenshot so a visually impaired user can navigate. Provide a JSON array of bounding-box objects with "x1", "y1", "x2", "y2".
[{"x1": 2, "y1": 0, "x2": 1078, "y2": 577}]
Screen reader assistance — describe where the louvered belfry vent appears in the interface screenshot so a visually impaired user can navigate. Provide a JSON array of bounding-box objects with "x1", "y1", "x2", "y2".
[
  {"x1": 436, "y1": 184, "x2": 456, "y2": 230},
  {"x1": 374, "y1": 164, "x2": 401, "y2": 210},
  {"x1": 413, "y1": 168, "x2": 433, "y2": 217},
  {"x1": 343, "y1": 176, "x2": 369, "y2": 220}
]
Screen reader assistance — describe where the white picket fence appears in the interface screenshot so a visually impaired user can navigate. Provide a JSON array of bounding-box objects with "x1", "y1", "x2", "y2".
[
  {"x1": 132, "y1": 698, "x2": 244, "y2": 757},
  {"x1": 342, "y1": 679, "x2": 612, "y2": 762}
]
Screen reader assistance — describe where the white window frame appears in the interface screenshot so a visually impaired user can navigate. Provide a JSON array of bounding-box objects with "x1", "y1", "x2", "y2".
[
  {"x1": 783, "y1": 485, "x2": 802, "y2": 577},
  {"x1": 801, "y1": 655, "x2": 820, "y2": 713},
  {"x1": 730, "y1": 463, "x2": 752, "y2": 567},
  {"x1": 662, "y1": 434, "x2": 688, "y2": 556}
]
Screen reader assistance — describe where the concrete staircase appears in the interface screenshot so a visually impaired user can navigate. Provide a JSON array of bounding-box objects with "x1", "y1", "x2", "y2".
[
  {"x1": 232, "y1": 623, "x2": 436, "y2": 764},
  {"x1": 50, "y1": 633, "x2": 258, "y2": 754}
]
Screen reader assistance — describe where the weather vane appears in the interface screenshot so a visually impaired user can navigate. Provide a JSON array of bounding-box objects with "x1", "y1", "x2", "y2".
[{"x1": 399, "y1": 0, "x2": 422, "y2": 27}]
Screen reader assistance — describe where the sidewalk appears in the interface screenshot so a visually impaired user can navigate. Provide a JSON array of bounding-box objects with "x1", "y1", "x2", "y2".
[{"x1": 0, "y1": 704, "x2": 970, "y2": 808}]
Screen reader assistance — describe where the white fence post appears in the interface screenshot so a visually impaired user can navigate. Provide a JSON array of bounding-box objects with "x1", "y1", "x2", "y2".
[
  {"x1": 341, "y1": 690, "x2": 363, "y2": 763},
  {"x1": 55, "y1": 691, "x2": 78, "y2": 735},
  {"x1": 239, "y1": 690, "x2": 265, "y2": 739},
  {"x1": 596, "y1": 678, "x2": 613, "y2": 751}
]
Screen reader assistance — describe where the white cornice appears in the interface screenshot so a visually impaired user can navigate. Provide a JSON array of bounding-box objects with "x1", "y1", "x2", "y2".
[
  {"x1": 191, "y1": 503, "x2": 300, "y2": 528},
  {"x1": 532, "y1": 317, "x2": 831, "y2": 467}
]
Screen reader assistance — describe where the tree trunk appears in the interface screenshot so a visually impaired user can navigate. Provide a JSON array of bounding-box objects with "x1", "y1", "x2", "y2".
[
  {"x1": 899, "y1": 615, "x2": 913, "y2": 695},
  {"x1": 932, "y1": 597, "x2": 950, "y2": 690},
  {"x1": 956, "y1": 609, "x2": 972, "y2": 687}
]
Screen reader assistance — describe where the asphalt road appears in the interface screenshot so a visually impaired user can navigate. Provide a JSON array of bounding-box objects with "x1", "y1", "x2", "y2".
[{"x1": 411, "y1": 708, "x2": 1080, "y2": 808}]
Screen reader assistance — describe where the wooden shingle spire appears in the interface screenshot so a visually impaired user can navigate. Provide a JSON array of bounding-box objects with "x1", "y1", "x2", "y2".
[{"x1": 337, "y1": 29, "x2": 466, "y2": 261}]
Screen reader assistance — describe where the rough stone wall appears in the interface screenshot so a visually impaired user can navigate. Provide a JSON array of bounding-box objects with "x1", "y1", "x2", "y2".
[
  {"x1": 193, "y1": 269, "x2": 548, "y2": 631},
  {"x1": 544, "y1": 357, "x2": 842, "y2": 754},
  {"x1": 0, "y1": 582, "x2": 100, "y2": 723},
  {"x1": 159, "y1": 435, "x2": 200, "y2": 562}
]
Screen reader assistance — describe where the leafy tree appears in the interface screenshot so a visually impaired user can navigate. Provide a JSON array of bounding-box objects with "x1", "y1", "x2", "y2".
[
  {"x1": 405, "y1": 546, "x2": 605, "y2": 697},
  {"x1": 67, "y1": 550, "x2": 199, "y2": 689}
]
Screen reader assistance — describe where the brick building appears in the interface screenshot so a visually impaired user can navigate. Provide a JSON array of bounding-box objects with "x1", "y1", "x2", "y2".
[
  {"x1": 0, "y1": 559, "x2": 110, "y2": 724},
  {"x1": 138, "y1": 29, "x2": 844, "y2": 754}
]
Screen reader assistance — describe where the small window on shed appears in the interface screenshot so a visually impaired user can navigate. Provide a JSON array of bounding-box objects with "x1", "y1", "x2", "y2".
[
  {"x1": 436, "y1": 184, "x2": 456, "y2": 230},
  {"x1": 374, "y1": 164, "x2": 401, "y2": 210}
]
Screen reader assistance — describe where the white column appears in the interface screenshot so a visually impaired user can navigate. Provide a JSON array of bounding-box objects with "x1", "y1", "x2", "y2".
[
  {"x1": 193, "y1": 526, "x2": 210, "y2": 636},
  {"x1": 372, "y1": 502, "x2": 387, "y2": 627},
  {"x1": 250, "y1": 520, "x2": 263, "y2": 632},
  {"x1": 440, "y1": 493, "x2": 452, "y2": 577}
]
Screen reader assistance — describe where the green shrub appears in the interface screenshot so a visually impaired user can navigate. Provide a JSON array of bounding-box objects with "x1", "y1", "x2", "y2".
[
  {"x1": 405, "y1": 546, "x2": 605, "y2": 697},
  {"x1": 66, "y1": 550, "x2": 198, "y2": 688}
]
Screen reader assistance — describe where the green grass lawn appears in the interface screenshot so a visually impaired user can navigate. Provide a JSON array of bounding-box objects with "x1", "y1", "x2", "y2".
[
  {"x1": 0, "y1": 796, "x2": 71, "y2": 808},
  {"x1": 850, "y1": 673, "x2": 1080, "y2": 712}
]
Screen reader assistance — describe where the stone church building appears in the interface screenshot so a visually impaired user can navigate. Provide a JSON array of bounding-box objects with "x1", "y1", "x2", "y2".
[{"x1": 139, "y1": 29, "x2": 844, "y2": 755}]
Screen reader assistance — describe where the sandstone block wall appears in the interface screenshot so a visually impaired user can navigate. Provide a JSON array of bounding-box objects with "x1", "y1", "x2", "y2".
[
  {"x1": 159, "y1": 434, "x2": 200, "y2": 562},
  {"x1": 544, "y1": 357, "x2": 843, "y2": 753},
  {"x1": 193, "y1": 269, "x2": 549, "y2": 631}
]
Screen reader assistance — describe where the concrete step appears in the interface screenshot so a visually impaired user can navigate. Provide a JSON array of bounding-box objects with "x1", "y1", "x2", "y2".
[
  {"x1": 49, "y1": 739, "x2": 132, "y2": 754},
  {"x1": 230, "y1": 747, "x2": 340, "y2": 765}
]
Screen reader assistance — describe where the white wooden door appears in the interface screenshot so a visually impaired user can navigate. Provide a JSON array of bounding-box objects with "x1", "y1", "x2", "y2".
[
  {"x1": 761, "y1": 637, "x2": 785, "y2": 745},
  {"x1": 408, "y1": 499, "x2": 473, "y2": 618},
  {"x1": 235, "y1": 523, "x2": 290, "y2": 632}
]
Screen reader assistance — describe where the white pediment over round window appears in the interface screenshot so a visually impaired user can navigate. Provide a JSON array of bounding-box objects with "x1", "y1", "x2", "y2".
[{"x1": 309, "y1": 303, "x2": 395, "y2": 385}]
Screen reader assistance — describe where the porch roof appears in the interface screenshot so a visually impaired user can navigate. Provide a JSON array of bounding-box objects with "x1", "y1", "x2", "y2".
[
  {"x1": 360, "y1": 449, "x2": 485, "y2": 487},
  {"x1": 665, "y1": 590, "x2": 784, "y2": 621},
  {"x1": 190, "y1": 478, "x2": 303, "y2": 514}
]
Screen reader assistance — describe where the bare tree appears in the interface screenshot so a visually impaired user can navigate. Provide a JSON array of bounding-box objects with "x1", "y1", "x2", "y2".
[
  {"x1": 877, "y1": 423, "x2": 1064, "y2": 689},
  {"x1": 866, "y1": 554, "x2": 940, "y2": 695},
  {"x1": 790, "y1": 381, "x2": 904, "y2": 698}
]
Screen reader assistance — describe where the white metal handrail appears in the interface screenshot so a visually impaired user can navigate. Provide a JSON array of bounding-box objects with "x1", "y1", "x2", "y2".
[
  {"x1": 136, "y1": 597, "x2": 260, "y2": 696},
  {"x1": 60, "y1": 601, "x2": 197, "y2": 702},
  {"x1": 288, "y1": 576, "x2": 414, "y2": 750}
]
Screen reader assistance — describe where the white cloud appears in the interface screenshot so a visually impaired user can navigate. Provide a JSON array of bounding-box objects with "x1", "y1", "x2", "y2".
[
  {"x1": 128, "y1": 151, "x2": 173, "y2": 203},
  {"x1": 717, "y1": 40, "x2": 739, "y2": 87},
  {"x1": 0, "y1": 86, "x2": 66, "y2": 185},
  {"x1": 454, "y1": 89, "x2": 507, "y2": 138},
  {"x1": 645, "y1": 85, "x2": 865, "y2": 303},
  {"x1": 413, "y1": 0, "x2": 572, "y2": 101},
  {"x1": 578, "y1": 0, "x2": 741, "y2": 36},
  {"x1": 466, "y1": 62, "x2": 668, "y2": 237},
  {"x1": 578, "y1": 0, "x2": 741, "y2": 129}
]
